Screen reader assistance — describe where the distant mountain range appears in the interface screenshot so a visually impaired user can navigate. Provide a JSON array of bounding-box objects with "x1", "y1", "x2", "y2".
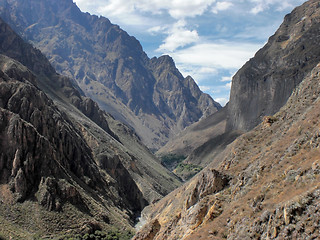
[{"x1": 0, "y1": 0, "x2": 220, "y2": 151}]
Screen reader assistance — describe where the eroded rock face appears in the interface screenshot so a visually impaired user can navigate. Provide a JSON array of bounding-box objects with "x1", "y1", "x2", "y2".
[
  {"x1": 0, "y1": 57, "x2": 102, "y2": 205},
  {"x1": 133, "y1": 169, "x2": 229, "y2": 240},
  {"x1": 227, "y1": 0, "x2": 320, "y2": 132}
]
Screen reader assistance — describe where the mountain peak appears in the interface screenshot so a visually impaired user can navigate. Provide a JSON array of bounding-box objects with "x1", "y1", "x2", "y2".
[{"x1": 153, "y1": 55, "x2": 175, "y2": 65}]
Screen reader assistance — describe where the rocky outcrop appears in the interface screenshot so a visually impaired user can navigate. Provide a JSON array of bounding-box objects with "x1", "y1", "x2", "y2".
[
  {"x1": 227, "y1": 0, "x2": 320, "y2": 132},
  {"x1": 0, "y1": 0, "x2": 220, "y2": 150},
  {"x1": 133, "y1": 169, "x2": 229, "y2": 240}
]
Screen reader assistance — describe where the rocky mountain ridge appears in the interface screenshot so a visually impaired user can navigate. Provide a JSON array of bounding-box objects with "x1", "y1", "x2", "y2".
[
  {"x1": 0, "y1": 16, "x2": 181, "y2": 239},
  {"x1": 0, "y1": 0, "x2": 220, "y2": 150}
]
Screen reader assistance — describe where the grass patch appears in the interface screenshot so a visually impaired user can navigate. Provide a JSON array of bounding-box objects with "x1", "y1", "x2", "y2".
[
  {"x1": 160, "y1": 154, "x2": 186, "y2": 171},
  {"x1": 173, "y1": 163, "x2": 203, "y2": 181},
  {"x1": 61, "y1": 230, "x2": 134, "y2": 240}
]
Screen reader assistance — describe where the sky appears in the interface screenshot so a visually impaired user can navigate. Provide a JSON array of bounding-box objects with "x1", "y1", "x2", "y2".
[{"x1": 74, "y1": 0, "x2": 306, "y2": 106}]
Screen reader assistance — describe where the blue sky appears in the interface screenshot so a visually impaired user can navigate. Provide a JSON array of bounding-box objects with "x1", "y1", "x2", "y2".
[{"x1": 74, "y1": 0, "x2": 306, "y2": 106}]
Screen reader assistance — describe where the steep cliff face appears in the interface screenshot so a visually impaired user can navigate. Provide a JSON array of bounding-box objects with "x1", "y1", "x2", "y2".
[
  {"x1": 0, "y1": 17, "x2": 181, "y2": 238},
  {"x1": 227, "y1": 0, "x2": 320, "y2": 132},
  {"x1": 0, "y1": 0, "x2": 220, "y2": 150}
]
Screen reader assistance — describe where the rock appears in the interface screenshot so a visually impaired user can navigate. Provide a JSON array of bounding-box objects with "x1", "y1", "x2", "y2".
[
  {"x1": 185, "y1": 169, "x2": 229, "y2": 210},
  {"x1": 132, "y1": 219, "x2": 161, "y2": 240},
  {"x1": 37, "y1": 177, "x2": 60, "y2": 211},
  {"x1": 284, "y1": 206, "x2": 291, "y2": 225},
  {"x1": 14, "y1": 168, "x2": 27, "y2": 201}
]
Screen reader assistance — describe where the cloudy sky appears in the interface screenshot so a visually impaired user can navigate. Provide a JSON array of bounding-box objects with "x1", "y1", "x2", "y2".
[{"x1": 74, "y1": 0, "x2": 305, "y2": 106}]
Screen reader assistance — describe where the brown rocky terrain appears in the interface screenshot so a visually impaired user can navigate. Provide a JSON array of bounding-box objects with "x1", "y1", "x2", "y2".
[
  {"x1": 0, "y1": 17, "x2": 181, "y2": 239},
  {"x1": 134, "y1": 0, "x2": 320, "y2": 239},
  {"x1": 0, "y1": 0, "x2": 220, "y2": 151}
]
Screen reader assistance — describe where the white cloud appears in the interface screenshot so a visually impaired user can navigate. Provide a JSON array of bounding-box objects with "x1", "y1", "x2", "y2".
[
  {"x1": 212, "y1": 2, "x2": 233, "y2": 14},
  {"x1": 147, "y1": 25, "x2": 168, "y2": 35},
  {"x1": 160, "y1": 41, "x2": 261, "y2": 84},
  {"x1": 199, "y1": 67, "x2": 218, "y2": 74},
  {"x1": 225, "y1": 82, "x2": 232, "y2": 89},
  {"x1": 221, "y1": 76, "x2": 233, "y2": 82},
  {"x1": 199, "y1": 85, "x2": 213, "y2": 92},
  {"x1": 137, "y1": 0, "x2": 217, "y2": 19},
  {"x1": 157, "y1": 20, "x2": 199, "y2": 52},
  {"x1": 169, "y1": 41, "x2": 261, "y2": 70},
  {"x1": 75, "y1": 0, "x2": 217, "y2": 26},
  {"x1": 251, "y1": 5, "x2": 264, "y2": 14},
  {"x1": 215, "y1": 97, "x2": 228, "y2": 106},
  {"x1": 248, "y1": 0, "x2": 302, "y2": 14}
]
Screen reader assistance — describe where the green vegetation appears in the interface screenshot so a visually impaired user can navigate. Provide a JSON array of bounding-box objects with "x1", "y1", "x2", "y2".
[
  {"x1": 174, "y1": 163, "x2": 203, "y2": 181},
  {"x1": 175, "y1": 163, "x2": 203, "y2": 173},
  {"x1": 61, "y1": 230, "x2": 134, "y2": 240},
  {"x1": 160, "y1": 154, "x2": 186, "y2": 171}
]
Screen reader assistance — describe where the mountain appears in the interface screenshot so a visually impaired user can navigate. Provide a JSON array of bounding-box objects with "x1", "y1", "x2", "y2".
[
  {"x1": 0, "y1": 17, "x2": 181, "y2": 239},
  {"x1": 0, "y1": 0, "x2": 220, "y2": 151},
  {"x1": 134, "y1": 0, "x2": 320, "y2": 239},
  {"x1": 227, "y1": 0, "x2": 320, "y2": 132}
]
